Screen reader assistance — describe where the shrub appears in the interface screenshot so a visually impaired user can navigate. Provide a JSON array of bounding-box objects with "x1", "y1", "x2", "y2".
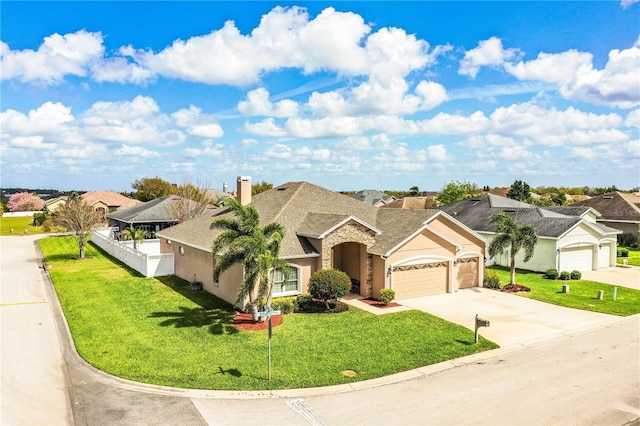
[
  {"x1": 270, "y1": 296, "x2": 296, "y2": 314},
  {"x1": 559, "y1": 271, "x2": 571, "y2": 280},
  {"x1": 483, "y1": 270, "x2": 501, "y2": 289},
  {"x1": 32, "y1": 212, "x2": 49, "y2": 227},
  {"x1": 295, "y1": 293, "x2": 314, "y2": 312},
  {"x1": 379, "y1": 288, "x2": 396, "y2": 305},
  {"x1": 308, "y1": 269, "x2": 351, "y2": 309},
  {"x1": 617, "y1": 233, "x2": 638, "y2": 248},
  {"x1": 570, "y1": 270, "x2": 582, "y2": 280},
  {"x1": 617, "y1": 248, "x2": 629, "y2": 258},
  {"x1": 544, "y1": 268, "x2": 559, "y2": 280}
]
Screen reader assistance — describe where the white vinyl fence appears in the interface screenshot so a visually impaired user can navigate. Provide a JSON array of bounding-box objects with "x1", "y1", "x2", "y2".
[{"x1": 91, "y1": 228, "x2": 174, "y2": 277}]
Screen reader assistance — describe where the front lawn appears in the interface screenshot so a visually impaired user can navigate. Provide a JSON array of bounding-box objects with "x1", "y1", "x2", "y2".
[
  {"x1": 617, "y1": 246, "x2": 640, "y2": 267},
  {"x1": 0, "y1": 215, "x2": 44, "y2": 236},
  {"x1": 40, "y1": 236, "x2": 498, "y2": 391},
  {"x1": 490, "y1": 266, "x2": 640, "y2": 316}
]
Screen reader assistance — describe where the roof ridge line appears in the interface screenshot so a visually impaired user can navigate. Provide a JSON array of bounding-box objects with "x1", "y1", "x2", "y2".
[{"x1": 270, "y1": 182, "x2": 306, "y2": 223}]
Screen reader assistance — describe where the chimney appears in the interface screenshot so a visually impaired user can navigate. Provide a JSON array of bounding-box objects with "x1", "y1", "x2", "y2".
[{"x1": 237, "y1": 176, "x2": 251, "y2": 205}]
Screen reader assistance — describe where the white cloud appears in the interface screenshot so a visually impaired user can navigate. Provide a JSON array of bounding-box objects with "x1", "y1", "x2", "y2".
[
  {"x1": 621, "y1": 0, "x2": 639, "y2": 9},
  {"x1": 624, "y1": 109, "x2": 640, "y2": 127},
  {"x1": 171, "y1": 105, "x2": 224, "y2": 139},
  {"x1": 0, "y1": 30, "x2": 104, "y2": 84},
  {"x1": 0, "y1": 102, "x2": 73, "y2": 134},
  {"x1": 505, "y1": 45, "x2": 640, "y2": 108},
  {"x1": 243, "y1": 118, "x2": 288, "y2": 137},
  {"x1": 237, "y1": 88, "x2": 299, "y2": 118},
  {"x1": 115, "y1": 145, "x2": 161, "y2": 157},
  {"x1": 264, "y1": 143, "x2": 293, "y2": 159},
  {"x1": 459, "y1": 37, "x2": 522, "y2": 78},
  {"x1": 427, "y1": 144, "x2": 448, "y2": 161}
]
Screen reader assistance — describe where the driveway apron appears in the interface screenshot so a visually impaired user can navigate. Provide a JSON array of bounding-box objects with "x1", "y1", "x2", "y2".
[
  {"x1": 0, "y1": 235, "x2": 73, "y2": 425},
  {"x1": 401, "y1": 287, "x2": 621, "y2": 348}
]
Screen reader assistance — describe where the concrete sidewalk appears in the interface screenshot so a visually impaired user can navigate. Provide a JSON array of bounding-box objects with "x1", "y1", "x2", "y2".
[{"x1": 400, "y1": 287, "x2": 622, "y2": 348}]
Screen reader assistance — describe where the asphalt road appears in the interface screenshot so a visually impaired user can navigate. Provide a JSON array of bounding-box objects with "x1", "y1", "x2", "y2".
[{"x1": 1, "y1": 234, "x2": 639, "y2": 425}]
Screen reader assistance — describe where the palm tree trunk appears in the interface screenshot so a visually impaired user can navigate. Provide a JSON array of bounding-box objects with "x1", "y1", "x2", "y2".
[{"x1": 510, "y1": 254, "x2": 516, "y2": 285}]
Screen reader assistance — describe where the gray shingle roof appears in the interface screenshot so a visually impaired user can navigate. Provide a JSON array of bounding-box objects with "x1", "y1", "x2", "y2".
[
  {"x1": 157, "y1": 181, "x2": 445, "y2": 257},
  {"x1": 439, "y1": 194, "x2": 616, "y2": 238},
  {"x1": 351, "y1": 189, "x2": 395, "y2": 206},
  {"x1": 107, "y1": 195, "x2": 212, "y2": 224},
  {"x1": 571, "y1": 192, "x2": 640, "y2": 222}
]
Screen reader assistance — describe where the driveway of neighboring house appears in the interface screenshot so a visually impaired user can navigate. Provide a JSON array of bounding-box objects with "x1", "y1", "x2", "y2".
[
  {"x1": 581, "y1": 265, "x2": 640, "y2": 290},
  {"x1": 400, "y1": 287, "x2": 621, "y2": 348}
]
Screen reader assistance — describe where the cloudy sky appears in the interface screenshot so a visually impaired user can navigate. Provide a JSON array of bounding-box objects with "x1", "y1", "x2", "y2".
[{"x1": 1, "y1": 1, "x2": 639, "y2": 193}]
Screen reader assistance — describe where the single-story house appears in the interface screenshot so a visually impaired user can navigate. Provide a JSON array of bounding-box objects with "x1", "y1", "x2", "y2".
[
  {"x1": 439, "y1": 194, "x2": 621, "y2": 273},
  {"x1": 82, "y1": 191, "x2": 140, "y2": 222},
  {"x1": 157, "y1": 177, "x2": 487, "y2": 306},
  {"x1": 571, "y1": 192, "x2": 640, "y2": 245},
  {"x1": 107, "y1": 195, "x2": 217, "y2": 239},
  {"x1": 44, "y1": 196, "x2": 68, "y2": 213}
]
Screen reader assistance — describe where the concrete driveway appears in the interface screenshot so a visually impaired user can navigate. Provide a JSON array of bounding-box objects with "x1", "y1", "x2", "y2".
[
  {"x1": 581, "y1": 265, "x2": 640, "y2": 290},
  {"x1": 401, "y1": 287, "x2": 621, "y2": 348}
]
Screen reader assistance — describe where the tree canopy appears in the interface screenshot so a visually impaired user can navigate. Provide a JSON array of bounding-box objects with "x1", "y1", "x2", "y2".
[
  {"x1": 7, "y1": 192, "x2": 45, "y2": 212},
  {"x1": 52, "y1": 194, "x2": 99, "y2": 258},
  {"x1": 435, "y1": 180, "x2": 472, "y2": 206},
  {"x1": 506, "y1": 180, "x2": 531, "y2": 202},
  {"x1": 131, "y1": 177, "x2": 173, "y2": 201}
]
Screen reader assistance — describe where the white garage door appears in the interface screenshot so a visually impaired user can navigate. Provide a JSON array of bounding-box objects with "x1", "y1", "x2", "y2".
[
  {"x1": 598, "y1": 243, "x2": 612, "y2": 269},
  {"x1": 559, "y1": 246, "x2": 593, "y2": 272},
  {"x1": 393, "y1": 262, "x2": 448, "y2": 299}
]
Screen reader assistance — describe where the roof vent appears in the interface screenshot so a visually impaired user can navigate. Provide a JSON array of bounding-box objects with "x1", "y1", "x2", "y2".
[
  {"x1": 277, "y1": 186, "x2": 288, "y2": 191},
  {"x1": 603, "y1": 196, "x2": 613, "y2": 199},
  {"x1": 503, "y1": 209, "x2": 516, "y2": 213}
]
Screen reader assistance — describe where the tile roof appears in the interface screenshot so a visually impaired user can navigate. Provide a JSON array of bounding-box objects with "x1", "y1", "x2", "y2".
[
  {"x1": 439, "y1": 193, "x2": 619, "y2": 238},
  {"x1": 82, "y1": 191, "x2": 140, "y2": 209},
  {"x1": 157, "y1": 181, "x2": 445, "y2": 257},
  {"x1": 572, "y1": 192, "x2": 640, "y2": 222}
]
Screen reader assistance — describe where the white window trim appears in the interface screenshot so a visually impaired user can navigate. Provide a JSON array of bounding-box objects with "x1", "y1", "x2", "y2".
[{"x1": 271, "y1": 264, "x2": 301, "y2": 297}]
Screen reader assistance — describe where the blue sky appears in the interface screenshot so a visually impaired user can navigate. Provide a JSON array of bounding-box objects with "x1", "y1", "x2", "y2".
[{"x1": 1, "y1": 1, "x2": 639, "y2": 193}]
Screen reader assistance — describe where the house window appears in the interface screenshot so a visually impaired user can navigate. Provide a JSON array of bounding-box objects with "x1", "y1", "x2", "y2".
[{"x1": 272, "y1": 265, "x2": 300, "y2": 296}]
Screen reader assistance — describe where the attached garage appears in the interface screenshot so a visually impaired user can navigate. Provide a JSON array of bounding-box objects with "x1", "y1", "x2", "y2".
[
  {"x1": 392, "y1": 261, "x2": 448, "y2": 299},
  {"x1": 457, "y1": 257, "x2": 480, "y2": 289},
  {"x1": 559, "y1": 246, "x2": 594, "y2": 272}
]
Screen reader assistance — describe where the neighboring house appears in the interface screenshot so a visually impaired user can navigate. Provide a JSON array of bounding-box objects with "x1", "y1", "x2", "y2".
[
  {"x1": 351, "y1": 189, "x2": 396, "y2": 207},
  {"x1": 440, "y1": 194, "x2": 621, "y2": 273},
  {"x1": 157, "y1": 178, "x2": 487, "y2": 306},
  {"x1": 107, "y1": 195, "x2": 217, "y2": 239},
  {"x1": 44, "y1": 196, "x2": 68, "y2": 213},
  {"x1": 571, "y1": 192, "x2": 640, "y2": 244},
  {"x1": 205, "y1": 188, "x2": 233, "y2": 204},
  {"x1": 381, "y1": 196, "x2": 436, "y2": 210},
  {"x1": 82, "y1": 191, "x2": 140, "y2": 222}
]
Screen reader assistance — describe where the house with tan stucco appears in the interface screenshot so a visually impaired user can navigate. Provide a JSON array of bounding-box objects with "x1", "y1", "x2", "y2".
[{"x1": 156, "y1": 177, "x2": 487, "y2": 307}]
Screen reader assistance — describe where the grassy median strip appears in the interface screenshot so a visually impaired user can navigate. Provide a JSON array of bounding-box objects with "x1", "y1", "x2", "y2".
[
  {"x1": 39, "y1": 235, "x2": 497, "y2": 391},
  {"x1": 490, "y1": 267, "x2": 640, "y2": 317},
  {"x1": 0, "y1": 216, "x2": 44, "y2": 236}
]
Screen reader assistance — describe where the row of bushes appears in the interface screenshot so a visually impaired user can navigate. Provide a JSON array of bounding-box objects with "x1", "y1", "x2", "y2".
[{"x1": 544, "y1": 269, "x2": 581, "y2": 280}]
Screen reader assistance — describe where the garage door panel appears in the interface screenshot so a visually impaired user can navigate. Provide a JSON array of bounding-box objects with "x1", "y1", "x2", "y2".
[
  {"x1": 393, "y1": 262, "x2": 448, "y2": 299},
  {"x1": 457, "y1": 257, "x2": 479, "y2": 289},
  {"x1": 559, "y1": 247, "x2": 593, "y2": 272},
  {"x1": 598, "y1": 244, "x2": 611, "y2": 269}
]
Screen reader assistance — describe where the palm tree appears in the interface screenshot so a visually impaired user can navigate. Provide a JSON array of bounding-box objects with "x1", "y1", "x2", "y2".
[
  {"x1": 122, "y1": 227, "x2": 147, "y2": 250},
  {"x1": 211, "y1": 198, "x2": 289, "y2": 314},
  {"x1": 488, "y1": 212, "x2": 538, "y2": 285}
]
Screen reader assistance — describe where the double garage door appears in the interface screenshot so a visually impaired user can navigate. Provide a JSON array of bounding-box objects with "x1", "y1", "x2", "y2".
[{"x1": 392, "y1": 257, "x2": 480, "y2": 299}]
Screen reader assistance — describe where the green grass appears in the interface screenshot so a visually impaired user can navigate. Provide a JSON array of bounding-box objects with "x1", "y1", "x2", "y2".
[
  {"x1": 0, "y1": 215, "x2": 44, "y2": 236},
  {"x1": 39, "y1": 236, "x2": 498, "y2": 391},
  {"x1": 617, "y1": 246, "x2": 640, "y2": 267},
  {"x1": 490, "y1": 266, "x2": 640, "y2": 317}
]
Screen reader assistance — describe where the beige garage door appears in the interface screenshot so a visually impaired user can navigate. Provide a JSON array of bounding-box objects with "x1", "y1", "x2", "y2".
[
  {"x1": 457, "y1": 257, "x2": 479, "y2": 289},
  {"x1": 393, "y1": 262, "x2": 448, "y2": 299}
]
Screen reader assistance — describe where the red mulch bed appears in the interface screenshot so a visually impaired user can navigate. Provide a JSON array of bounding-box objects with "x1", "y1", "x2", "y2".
[
  {"x1": 500, "y1": 284, "x2": 531, "y2": 293},
  {"x1": 359, "y1": 297, "x2": 402, "y2": 308},
  {"x1": 233, "y1": 312, "x2": 283, "y2": 331}
]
